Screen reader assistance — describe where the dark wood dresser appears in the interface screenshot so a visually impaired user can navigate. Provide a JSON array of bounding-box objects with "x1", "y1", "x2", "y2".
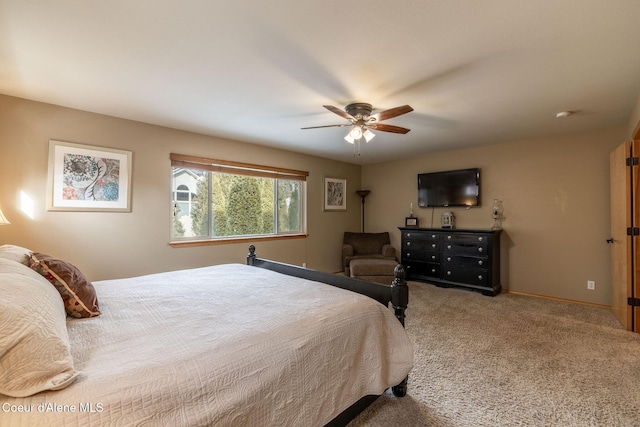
[{"x1": 398, "y1": 227, "x2": 502, "y2": 296}]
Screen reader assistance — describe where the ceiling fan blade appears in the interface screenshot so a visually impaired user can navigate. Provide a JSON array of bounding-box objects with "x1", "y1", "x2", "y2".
[
  {"x1": 372, "y1": 105, "x2": 414, "y2": 122},
  {"x1": 371, "y1": 123, "x2": 411, "y2": 134},
  {"x1": 301, "y1": 123, "x2": 351, "y2": 130},
  {"x1": 323, "y1": 105, "x2": 354, "y2": 120}
]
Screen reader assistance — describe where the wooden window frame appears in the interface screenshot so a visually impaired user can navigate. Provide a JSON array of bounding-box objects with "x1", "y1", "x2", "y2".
[{"x1": 170, "y1": 154, "x2": 308, "y2": 246}]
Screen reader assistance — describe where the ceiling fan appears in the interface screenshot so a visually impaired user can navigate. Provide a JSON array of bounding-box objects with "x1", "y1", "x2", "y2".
[{"x1": 301, "y1": 103, "x2": 413, "y2": 155}]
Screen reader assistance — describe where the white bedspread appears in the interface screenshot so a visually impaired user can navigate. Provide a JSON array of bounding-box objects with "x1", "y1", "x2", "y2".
[{"x1": 2, "y1": 263, "x2": 413, "y2": 426}]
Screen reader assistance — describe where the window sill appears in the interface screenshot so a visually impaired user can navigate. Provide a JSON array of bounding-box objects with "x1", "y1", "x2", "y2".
[{"x1": 169, "y1": 233, "x2": 308, "y2": 248}]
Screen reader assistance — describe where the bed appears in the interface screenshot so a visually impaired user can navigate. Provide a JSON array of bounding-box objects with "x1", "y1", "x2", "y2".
[{"x1": 0, "y1": 244, "x2": 412, "y2": 426}]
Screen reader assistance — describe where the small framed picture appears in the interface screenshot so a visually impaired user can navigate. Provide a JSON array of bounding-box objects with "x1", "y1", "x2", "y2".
[
  {"x1": 405, "y1": 217, "x2": 419, "y2": 227},
  {"x1": 47, "y1": 140, "x2": 133, "y2": 212},
  {"x1": 323, "y1": 176, "x2": 346, "y2": 211}
]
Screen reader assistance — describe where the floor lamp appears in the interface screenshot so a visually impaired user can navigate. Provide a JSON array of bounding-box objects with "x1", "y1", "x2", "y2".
[{"x1": 356, "y1": 190, "x2": 370, "y2": 232}]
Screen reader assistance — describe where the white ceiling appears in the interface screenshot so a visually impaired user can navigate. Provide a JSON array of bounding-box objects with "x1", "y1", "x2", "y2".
[{"x1": 2, "y1": 1, "x2": 640, "y2": 165}]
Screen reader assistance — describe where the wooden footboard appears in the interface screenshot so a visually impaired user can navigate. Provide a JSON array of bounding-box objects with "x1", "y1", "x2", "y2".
[
  {"x1": 247, "y1": 245, "x2": 408, "y2": 326},
  {"x1": 246, "y1": 244, "x2": 409, "y2": 401}
]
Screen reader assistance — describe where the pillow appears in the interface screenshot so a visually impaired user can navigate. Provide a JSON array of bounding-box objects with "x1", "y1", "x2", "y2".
[
  {"x1": 29, "y1": 253, "x2": 101, "y2": 318},
  {"x1": 0, "y1": 258, "x2": 79, "y2": 397},
  {"x1": 0, "y1": 244, "x2": 32, "y2": 266}
]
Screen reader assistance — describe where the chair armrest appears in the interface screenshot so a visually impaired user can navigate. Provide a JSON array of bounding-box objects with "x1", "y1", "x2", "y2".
[
  {"x1": 381, "y1": 244, "x2": 396, "y2": 260},
  {"x1": 342, "y1": 244, "x2": 354, "y2": 274},
  {"x1": 343, "y1": 244, "x2": 354, "y2": 258}
]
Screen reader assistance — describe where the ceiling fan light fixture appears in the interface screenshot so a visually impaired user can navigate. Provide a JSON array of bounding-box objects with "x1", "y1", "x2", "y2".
[
  {"x1": 304, "y1": 103, "x2": 413, "y2": 154},
  {"x1": 363, "y1": 128, "x2": 375, "y2": 142},
  {"x1": 344, "y1": 133, "x2": 355, "y2": 144},
  {"x1": 349, "y1": 126, "x2": 363, "y2": 140}
]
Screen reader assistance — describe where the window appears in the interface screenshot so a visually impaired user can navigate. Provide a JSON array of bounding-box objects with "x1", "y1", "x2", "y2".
[{"x1": 170, "y1": 154, "x2": 307, "y2": 242}]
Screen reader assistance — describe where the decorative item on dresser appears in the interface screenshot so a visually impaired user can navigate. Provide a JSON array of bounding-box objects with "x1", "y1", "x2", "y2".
[
  {"x1": 441, "y1": 210, "x2": 455, "y2": 229},
  {"x1": 491, "y1": 198, "x2": 504, "y2": 230},
  {"x1": 405, "y1": 202, "x2": 419, "y2": 228},
  {"x1": 399, "y1": 227, "x2": 502, "y2": 296},
  {"x1": 405, "y1": 216, "x2": 418, "y2": 227}
]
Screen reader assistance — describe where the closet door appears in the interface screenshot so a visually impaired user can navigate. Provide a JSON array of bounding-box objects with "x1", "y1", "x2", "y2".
[{"x1": 610, "y1": 140, "x2": 640, "y2": 332}]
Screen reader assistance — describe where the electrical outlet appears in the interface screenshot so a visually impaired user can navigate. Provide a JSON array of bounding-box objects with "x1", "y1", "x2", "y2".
[{"x1": 587, "y1": 280, "x2": 595, "y2": 290}]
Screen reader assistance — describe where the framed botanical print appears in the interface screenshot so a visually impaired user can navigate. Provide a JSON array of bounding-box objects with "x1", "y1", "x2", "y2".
[
  {"x1": 47, "y1": 140, "x2": 132, "y2": 212},
  {"x1": 323, "y1": 176, "x2": 346, "y2": 211}
]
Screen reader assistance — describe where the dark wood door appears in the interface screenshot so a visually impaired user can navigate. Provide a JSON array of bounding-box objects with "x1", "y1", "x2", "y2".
[{"x1": 610, "y1": 139, "x2": 640, "y2": 332}]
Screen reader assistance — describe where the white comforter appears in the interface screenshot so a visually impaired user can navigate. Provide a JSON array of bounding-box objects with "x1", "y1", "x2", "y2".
[{"x1": 2, "y1": 263, "x2": 413, "y2": 426}]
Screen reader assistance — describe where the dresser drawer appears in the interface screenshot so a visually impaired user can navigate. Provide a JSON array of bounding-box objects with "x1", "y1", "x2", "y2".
[
  {"x1": 442, "y1": 267, "x2": 489, "y2": 286},
  {"x1": 403, "y1": 249, "x2": 441, "y2": 262},
  {"x1": 443, "y1": 255, "x2": 488, "y2": 269},
  {"x1": 404, "y1": 239, "x2": 441, "y2": 252},
  {"x1": 443, "y1": 239, "x2": 488, "y2": 256},
  {"x1": 404, "y1": 261, "x2": 440, "y2": 279},
  {"x1": 403, "y1": 231, "x2": 442, "y2": 243},
  {"x1": 443, "y1": 233, "x2": 489, "y2": 244}
]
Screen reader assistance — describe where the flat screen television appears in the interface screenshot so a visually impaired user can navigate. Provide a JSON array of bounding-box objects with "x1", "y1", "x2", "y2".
[{"x1": 418, "y1": 168, "x2": 480, "y2": 208}]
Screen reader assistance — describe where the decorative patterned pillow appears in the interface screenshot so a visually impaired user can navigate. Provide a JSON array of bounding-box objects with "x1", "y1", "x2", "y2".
[
  {"x1": 0, "y1": 244, "x2": 32, "y2": 265},
  {"x1": 29, "y1": 252, "x2": 101, "y2": 318},
  {"x1": 0, "y1": 258, "x2": 79, "y2": 397}
]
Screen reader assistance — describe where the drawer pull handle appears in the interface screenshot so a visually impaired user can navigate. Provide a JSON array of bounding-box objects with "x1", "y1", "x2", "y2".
[
  {"x1": 478, "y1": 275, "x2": 483, "y2": 280},
  {"x1": 478, "y1": 247, "x2": 483, "y2": 253},
  {"x1": 447, "y1": 245, "x2": 452, "y2": 249},
  {"x1": 431, "y1": 269, "x2": 436, "y2": 273},
  {"x1": 447, "y1": 235, "x2": 452, "y2": 240},
  {"x1": 478, "y1": 260, "x2": 483, "y2": 266},
  {"x1": 407, "y1": 242, "x2": 411, "y2": 246},
  {"x1": 431, "y1": 234, "x2": 436, "y2": 238},
  {"x1": 431, "y1": 255, "x2": 436, "y2": 260},
  {"x1": 478, "y1": 237, "x2": 483, "y2": 242},
  {"x1": 447, "y1": 271, "x2": 452, "y2": 276},
  {"x1": 406, "y1": 253, "x2": 411, "y2": 257},
  {"x1": 432, "y1": 244, "x2": 437, "y2": 248},
  {"x1": 447, "y1": 257, "x2": 452, "y2": 262}
]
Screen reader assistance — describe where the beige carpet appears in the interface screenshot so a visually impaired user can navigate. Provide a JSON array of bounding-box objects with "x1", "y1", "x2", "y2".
[{"x1": 348, "y1": 282, "x2": 640, "y2": 426}]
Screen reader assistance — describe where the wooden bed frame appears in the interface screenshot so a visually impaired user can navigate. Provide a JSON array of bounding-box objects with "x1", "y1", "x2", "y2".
[{"x1": 246, "y1": 245, "x2": 409, "y2": 426}]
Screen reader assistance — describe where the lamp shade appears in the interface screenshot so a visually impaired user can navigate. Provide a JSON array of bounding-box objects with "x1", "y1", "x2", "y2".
[
  {"x1": 349, "y1": 126, "x2": 363, "y2": 140},
  {"x1": 363, "y1": 129, "x2": 375, "y2": 142},
  {"x1": 0, "y1": 208, "x2": 10, "y2": 225},
  {"x1": 344, "y1": 133, "x2": 356, "y2": 144}
]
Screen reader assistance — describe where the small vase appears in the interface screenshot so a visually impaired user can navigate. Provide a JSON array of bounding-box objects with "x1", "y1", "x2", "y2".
[{"x1": 491, "y1": 199, "x2": 504, "y2": 230}]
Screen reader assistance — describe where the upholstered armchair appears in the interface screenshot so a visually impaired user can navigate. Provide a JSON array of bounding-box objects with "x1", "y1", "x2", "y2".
[{"x1": 342, "y1": 232, "x2": 397, "y2": 277}]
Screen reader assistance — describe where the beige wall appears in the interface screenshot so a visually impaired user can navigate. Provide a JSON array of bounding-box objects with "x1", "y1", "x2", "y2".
[
  {"x1": 0, "y1": 93, "x2": 629, "y2": 305},
  {"x1": 0, "y1": 95, "x2": 361, "y2": 280},
  {"x1": 362, "y1": 126, "x2": 625, "y2": 305}
]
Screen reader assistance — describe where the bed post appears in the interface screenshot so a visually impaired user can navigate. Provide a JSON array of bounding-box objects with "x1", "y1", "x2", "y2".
[
  {"x1": 247, "y1": 244, "x2": 256, "y2": 266},
  {"x1": 391, "y1": 263, "x2": 409, "y2": 397},
  {"x1": 391, "y1": 264, "x2": 408, "y2": 327}
]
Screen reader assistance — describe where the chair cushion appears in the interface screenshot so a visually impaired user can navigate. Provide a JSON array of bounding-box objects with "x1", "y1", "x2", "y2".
[{"x1": 349, "y1": 257, "x2": 398, "y2": 277}]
